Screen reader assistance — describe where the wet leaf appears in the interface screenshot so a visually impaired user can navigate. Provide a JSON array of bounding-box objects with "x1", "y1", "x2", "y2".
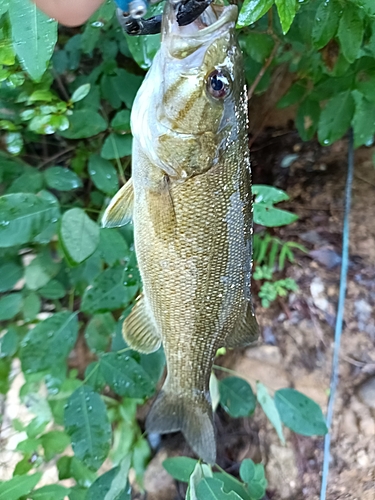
[
  {"x1": 45, "y1": 167, "x2": 82, "y2": 191},
  {"x1": 61, "y1": 109, "x2": 107, "y2": 139},
  {"x1": 9, "y1": 0, "x2": 57, "y2": 81},
  {"x1": 99, "y1": 352, "x2": 154, "y2": 398},
  {"x1": 338, "y1": 4, "x2": 364, "y2": 63},
  {"x1": 88, "y1": 154, "x2": 118, "y2": 195},
  {"x1": 275, "y1": 388, "x2": 328, "y2": 436},
  {"x1": 318, "y1": 91, "x2": 355, "y2": 145},
  {"x1": 237, "y1": 0, "x2": 274, "y2": 28},
  {"x1": 60, "y1": 208, "x2": 100, "y2": 265},
  {"x1": 275, "y1": 0, "x2": 296, "y2": 34},
  {"x1": 87, "y1": 458, "x2": 131, "y2": 500},
  {"x1": 352, "y1": 89, "x2": 375, "y2": 148},
  {"x1": 64, "y1": 386, "x2": 111, "y2": 471},
  {"x1": 85, "y1": 313, "x2": 116, "y2": 353},
  {"x1": 256, "y1": 382, "x2": 285, "y2": 445},
  {"x1": 101, "y1": 133, "x2": 132, "y2": 160},
  {"x1": 20, "y1": 311, "x2": 78, "y2": 374},
  {"x1": 97, "y1": 228, "x2": 128, "y2": 266},
  {"x1": 219, "y1": 377, "x2": 256, "y2": 418},
  {"x1": 0, "y1": 192, "x2": 60, "y2": 247},
  {"x1": 312, "y1": 0, "x2": 341, "y2": 50}
]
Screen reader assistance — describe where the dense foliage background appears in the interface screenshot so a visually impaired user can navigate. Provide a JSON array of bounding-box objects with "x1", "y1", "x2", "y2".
[{"x1": 0, "y1": 0, "x2": 373, "y2": 498}]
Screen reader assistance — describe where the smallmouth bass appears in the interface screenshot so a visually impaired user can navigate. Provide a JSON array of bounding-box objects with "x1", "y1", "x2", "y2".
[{"x1": 103, "y1": 0, "x2": 259, "y2": 464}]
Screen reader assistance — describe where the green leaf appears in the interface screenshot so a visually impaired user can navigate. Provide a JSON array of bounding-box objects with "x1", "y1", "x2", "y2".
[
  {"x1": 0, "y1": 473, "x2": 42, "y2": 500},
  {"x1": 296, "y1": 97, "x2": 321, "y2": 141},
  {"x1": 275, "y1": 388, "x2": 328, "y2": 436},
  {"x1": 9, "y1": 0, "x2": 57, "y2": 81},
  {"x1": 20, "y1": 311, "x2": 78, "y2": 374},
  {"x1": 45, "y1": 167, "x2": 82, "y2": 191},
  {"x1": 275, "y1": 0, "x2": 296, "y2": 34},
  {"x1": 237, "y1": 0, "x2": 274, "y2": 28},
  {"x1": 81, "y1": 266, "x2": 138, "y2": 314},
  {"x1": 0, "y1": 261, "x2": 22, "y2": 292},
  {"x1": 239, "y1": 459, "x2": 268, "y2": 500},
  {"x1": 87, "y1": 458, "x2": 131, "y2": 500},
  {"x1": 0, "y1": 293, "x2": 22, "y2": 321},
  {"x1": 22, "y1": 292, "x2": 41, "y2": 321},
  {"x1": 0, "y1": 0, "x2": 9, "y2": 16},
  {"x1": 25, "y1": 252, "x2": 60, "y2": 290},
  {"x1": 41, "y1": 430, "x2": 71, "y2": 461},
  {"x1": 64, "y1": 386, "x2": 111, "y2": 471},
  {"x1": 244, "y1": 33, "x2": 274, "y2": 64},
  {"x1": 312, "y1": 0, "x2": 341, "y2": 50},
  {"x1": 196, "y1": 477, "x2": 242, "y2": 500},
  {"x1": 99, "y1": 352, "x2": 155, "y2": 398},
  {"x1": 253, "y1": 186, "x2": 297, "y2": 227},
  {"x1": 352, "y1": 89, "x2": 375, "y2": 148},
  {"x1": 111, "y1": 109, "x2": 131, "y2": 133},
  {"x1": 163, "y1": 457, "x2": 199, "y2": 482},
  {"x1": 337, "y1": 4, "x2": 364, "y2": 64},
  {"x1": 71, "y1": 84, "x2": 91, "y2": 103},
  {"x1": 256, "y1": 382, "x2": 285, "y2": 445},
  {"x1": 0, "y1": 192, "x2": 60, "y2": 248},
  {"x1": 61, "y1": 109, "x2": 107, "y2": 139},
  {"x1": 101, "y1": 133, "x2": 132, "y2": 160},
  {"x1": 277, "y1": 83, "x2": 305, "y2": 109},
  {"x1": 88, "y1": 154, "x2": 119, "y2": 195},
  {"x1": 97, "y1": 228, "x2": 128, "y2": 266},
  {"x1": 252, "y1": 185, "x2": 289, "y2": 204},
  {"x1": 211, "y1": 474, "x2": 251, "y2": 500},
  {"x1": 0, "y1": 358, "x2": 11, "y2": 394},
  {"x1": 318, "y1": 91, "x2": 355, "y2": 145},
  {"x1": 0, "y1": 327, "x2": 18, "y2": 358},
  {"x1": 187, "y1": 462, "x2": 213, "y2": 500},
  {"x1": 29, "y1": 484, "x2": 70, "y2": 500},
  {"x1": 219, "y1": 377, "x2": 256, "y2": 418},
  {"x1": 39, "y1": 279, "x2": 66, "y2": 299},
  {"x1": 60, "y1": 208, "x2": 100, "y2": 265},
  {"x1": 7, "y1": 169, "x2": 44, "y2": 194},
  {"x1": 85, "y1": 313, "x2": 116, "y2": 353}
]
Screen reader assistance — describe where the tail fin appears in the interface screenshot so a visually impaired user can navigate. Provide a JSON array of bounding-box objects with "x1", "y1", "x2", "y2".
[{"x1": 146, "y1": 386, "x2": 216, "y2": 465}]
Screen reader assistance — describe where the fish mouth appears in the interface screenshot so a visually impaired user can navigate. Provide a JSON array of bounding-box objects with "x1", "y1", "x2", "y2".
[{"x1": 163, "y1": 2, "x2": 238, "y2": 56}]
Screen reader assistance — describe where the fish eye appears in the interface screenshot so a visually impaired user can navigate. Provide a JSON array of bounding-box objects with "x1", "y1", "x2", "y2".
[{"x1": 206, "y1": 69, "x2": 231, "y2": 99}]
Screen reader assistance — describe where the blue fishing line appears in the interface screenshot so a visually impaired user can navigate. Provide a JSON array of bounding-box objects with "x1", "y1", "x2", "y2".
[{"x1": 319, "y1": 129, "x2": 354, "y2": 500}]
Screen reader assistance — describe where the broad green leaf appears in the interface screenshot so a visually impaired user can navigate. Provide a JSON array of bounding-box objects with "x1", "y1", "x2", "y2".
[
  {"x1": 25, "y1": 252, "x2": 60, "y2": 290},
  {"x1": 81, "y1": 266, "x2": 138, "y2": 314},
  {"x1": 45, "y1": 167, "x2": 82, "y2": 191},
  {"x1": 275, "y1": 0, "x2": 296, "y2": 34},
  {"x1": 9, "y1": 0, "x2": 57, "y2": 81},
  {"x1": 239, "y1": 459, "x2": 268, "y2": 500},
  {"x1": 277, "y1": 83, "x2": 305, "y2": 109},
  {"x1": 64, "y1": 386, "x2": 111, "y2": 471},
  {"x1": 84, "y1": 362, "x2": 106, "y2": 391},
  {"x1": 237, "y1": 0, "x2": 274, "y2": 28},
  {"x1": 211, "y1": 474, "x2": 251, "y2": 500},
  {"x1": 0, "y1": 327, "x2": 18, "y2": 358},
  {"x1": 187, "y1": 462, "x2": 213, "y2": 500},
  {"x1": 0, "y1": 192, "x2": 60, "y2": 247},
  {"x1": 0, "y1": 473, "x2": 42, "y2": 500},
  {"x1": 57, "y1": 455, "x2": 96, "y2": 487},
  {"x1": 7, "y1": 169, "x2": 44, "y2": 194},
  {"x1": 318, "y1": 91, "x2": 355, "y2": 145},
  {"x1": 101, "y1": 133, "x2": 132, "y2": 160},
  {"x1": 85, "y1": 313, "x2": 116, "y2": 353},
  {"x1": 60, "y1": 208, "x2": 100, "y2": 265},
  {"x1": 296, "y1": 97, "x2": 320, "y2": 141},
  {"x1": 352, "y1": 89, "x2": 375, "y2": 148},
  {"x1": 252, "y1": 185, "x2": 289, "y2": 205},
  {"x1": 244, "y1": 33, "x2": 274, "y2": 64},
  {"x1": 312, "y1": 0, "x2": 341, "y2": 50},
  {"x1": 256, "y1": 382, "x2": 285, "y2": 445},
  {"x1": 337, "y1": 4, "x2": 364, "y2": 63},
  {"x1": 22, "y1": 292, "x2": 41, "y2": 321},
  {"x1": 0, "y1": 261, "x2": 22, "y2": 292},
  {"x1": 111, "y1": 109, "x2": 131, "y2": 133},
  {"x1": 139, "y1": 348, "x2": 166, "y2": 385},
  {"x1": 88, "y1": 154, "x2": 119, "y2": 195},
  {"x1": 219, "y1": 377, "x2": 256, "y2": 418},
  {"x1": 41, "y1": 430, "x2": 71, "y2": 461},
  {"x1": 275, "y1": 388, "x2": 328, "y2": 436},
  {"x1": 0, "y1": 358, "x2": 11, "y2": 394},
  {"x1": 111, "y1": 69, "x2": 143, "y2": 109},
  {"x1": 196, "y1": 477, "x2": 242, "y2": 500},
  {"x1": 39, "y1": 280, "x2": 66, "y2": 299},
  {"x1": 20, "y1": 311, "x2": 78, "y2": 374},
  {"x1": 0, "y1": 293, "x2": 22, "y2": 320},
  {"x1": 163, "y1": 457, "x2": 199, "y2": 482},
  {"x1": 87, "y1": 458, "x2": 131, "y2": 500},
  {"x1": 254, "y1": 205, "x2": 297, "y2": 227},
  {"x1": 61, "y1": 109, "x2": 107, "y2": 139},
  {"x1": 99, "y1": 352, "x2": 154, "y2": 398},
  {"x1": 30, "y1": 484, "x2": 70, "y2": 500},
  {"x1": 71, "y1": 84, "x2": 91, "y2": 103},
  {"x1": 97, "y1": 228, "x2": 128, "y2": 266}
]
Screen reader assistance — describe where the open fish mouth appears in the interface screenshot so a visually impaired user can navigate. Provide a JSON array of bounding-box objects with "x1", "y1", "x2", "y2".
[{"x1": 163, "y1": 2, "x2": 238, "y2": 57}]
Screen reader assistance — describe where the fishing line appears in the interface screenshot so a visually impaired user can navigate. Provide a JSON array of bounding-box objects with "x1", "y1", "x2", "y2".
[{"x1": 319, "y1": 129, "x2": 354, "y2": 500}]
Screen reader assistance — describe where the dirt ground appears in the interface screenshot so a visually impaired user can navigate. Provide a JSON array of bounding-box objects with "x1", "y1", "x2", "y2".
[{"x1": 143, "y1": 131, "x2": 375, "y2": 500}]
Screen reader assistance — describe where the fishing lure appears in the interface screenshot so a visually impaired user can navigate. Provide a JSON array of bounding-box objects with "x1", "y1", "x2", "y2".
[{"x1": 114, "y1": 0, "x2": 213, "y2": 35}]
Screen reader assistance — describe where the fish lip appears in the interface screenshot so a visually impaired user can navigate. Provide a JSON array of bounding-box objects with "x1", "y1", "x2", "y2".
[{"x1": 177, "y1": 4, "x2": 238, "y2": 38}]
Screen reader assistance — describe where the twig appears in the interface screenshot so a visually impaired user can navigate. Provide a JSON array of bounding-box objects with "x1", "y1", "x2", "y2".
[
  {"x1": 247, "y1": 41, "x2": 280, "y2": 101},
  {"x1": 38, "y1": 146, "x2": 75, "y2": 168}
]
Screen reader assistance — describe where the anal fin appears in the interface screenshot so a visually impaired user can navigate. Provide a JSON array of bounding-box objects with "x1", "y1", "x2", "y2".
[
  {"x1": 225, "y1": 300, "x2": 259, "y2": 349},
  {"x1": 122, "y1": 295, "x2": 161, "y2": 354},
  {"x1": 101, "y1": 177, "x2": 134, "y2": 228}
]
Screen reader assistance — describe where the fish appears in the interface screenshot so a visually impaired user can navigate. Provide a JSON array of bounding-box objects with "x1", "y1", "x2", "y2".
[{"x1": 102, "y1": 0, "x2": 259, "y2": 465}]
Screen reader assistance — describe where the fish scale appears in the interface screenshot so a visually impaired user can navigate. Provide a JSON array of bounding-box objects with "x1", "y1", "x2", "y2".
[{"x1": 102, "y1": 0, "x2": 258, "y2": 464}]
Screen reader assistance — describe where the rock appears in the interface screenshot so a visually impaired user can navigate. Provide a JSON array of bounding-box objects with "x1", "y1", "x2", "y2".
[
  {"x1": 143, "y1": 450, "x2": 177, "y2": 500},
  {"x1": 357, "y1": 377, "x2": 375, "y2": 409},
  {"x1": 310, "y1": 277, "x2": 330, "y2": 313},
  {"x1": 309, "y1": 248, "x2": 341, "y2": 269},
  {"x1": 266, "y1": 444, "x2": 299, "y2": 500}
]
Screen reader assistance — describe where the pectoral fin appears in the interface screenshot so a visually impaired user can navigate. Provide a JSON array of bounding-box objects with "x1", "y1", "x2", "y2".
[
  {"x1": 225, "y1": 301, "x2": 259, "y2": 349},
  {"x1": 101, "y1": 178, "x2": 134, "y2": 228},
  {"x1": 122, "y1": 295, "x2": 161, "y2": 354}
]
